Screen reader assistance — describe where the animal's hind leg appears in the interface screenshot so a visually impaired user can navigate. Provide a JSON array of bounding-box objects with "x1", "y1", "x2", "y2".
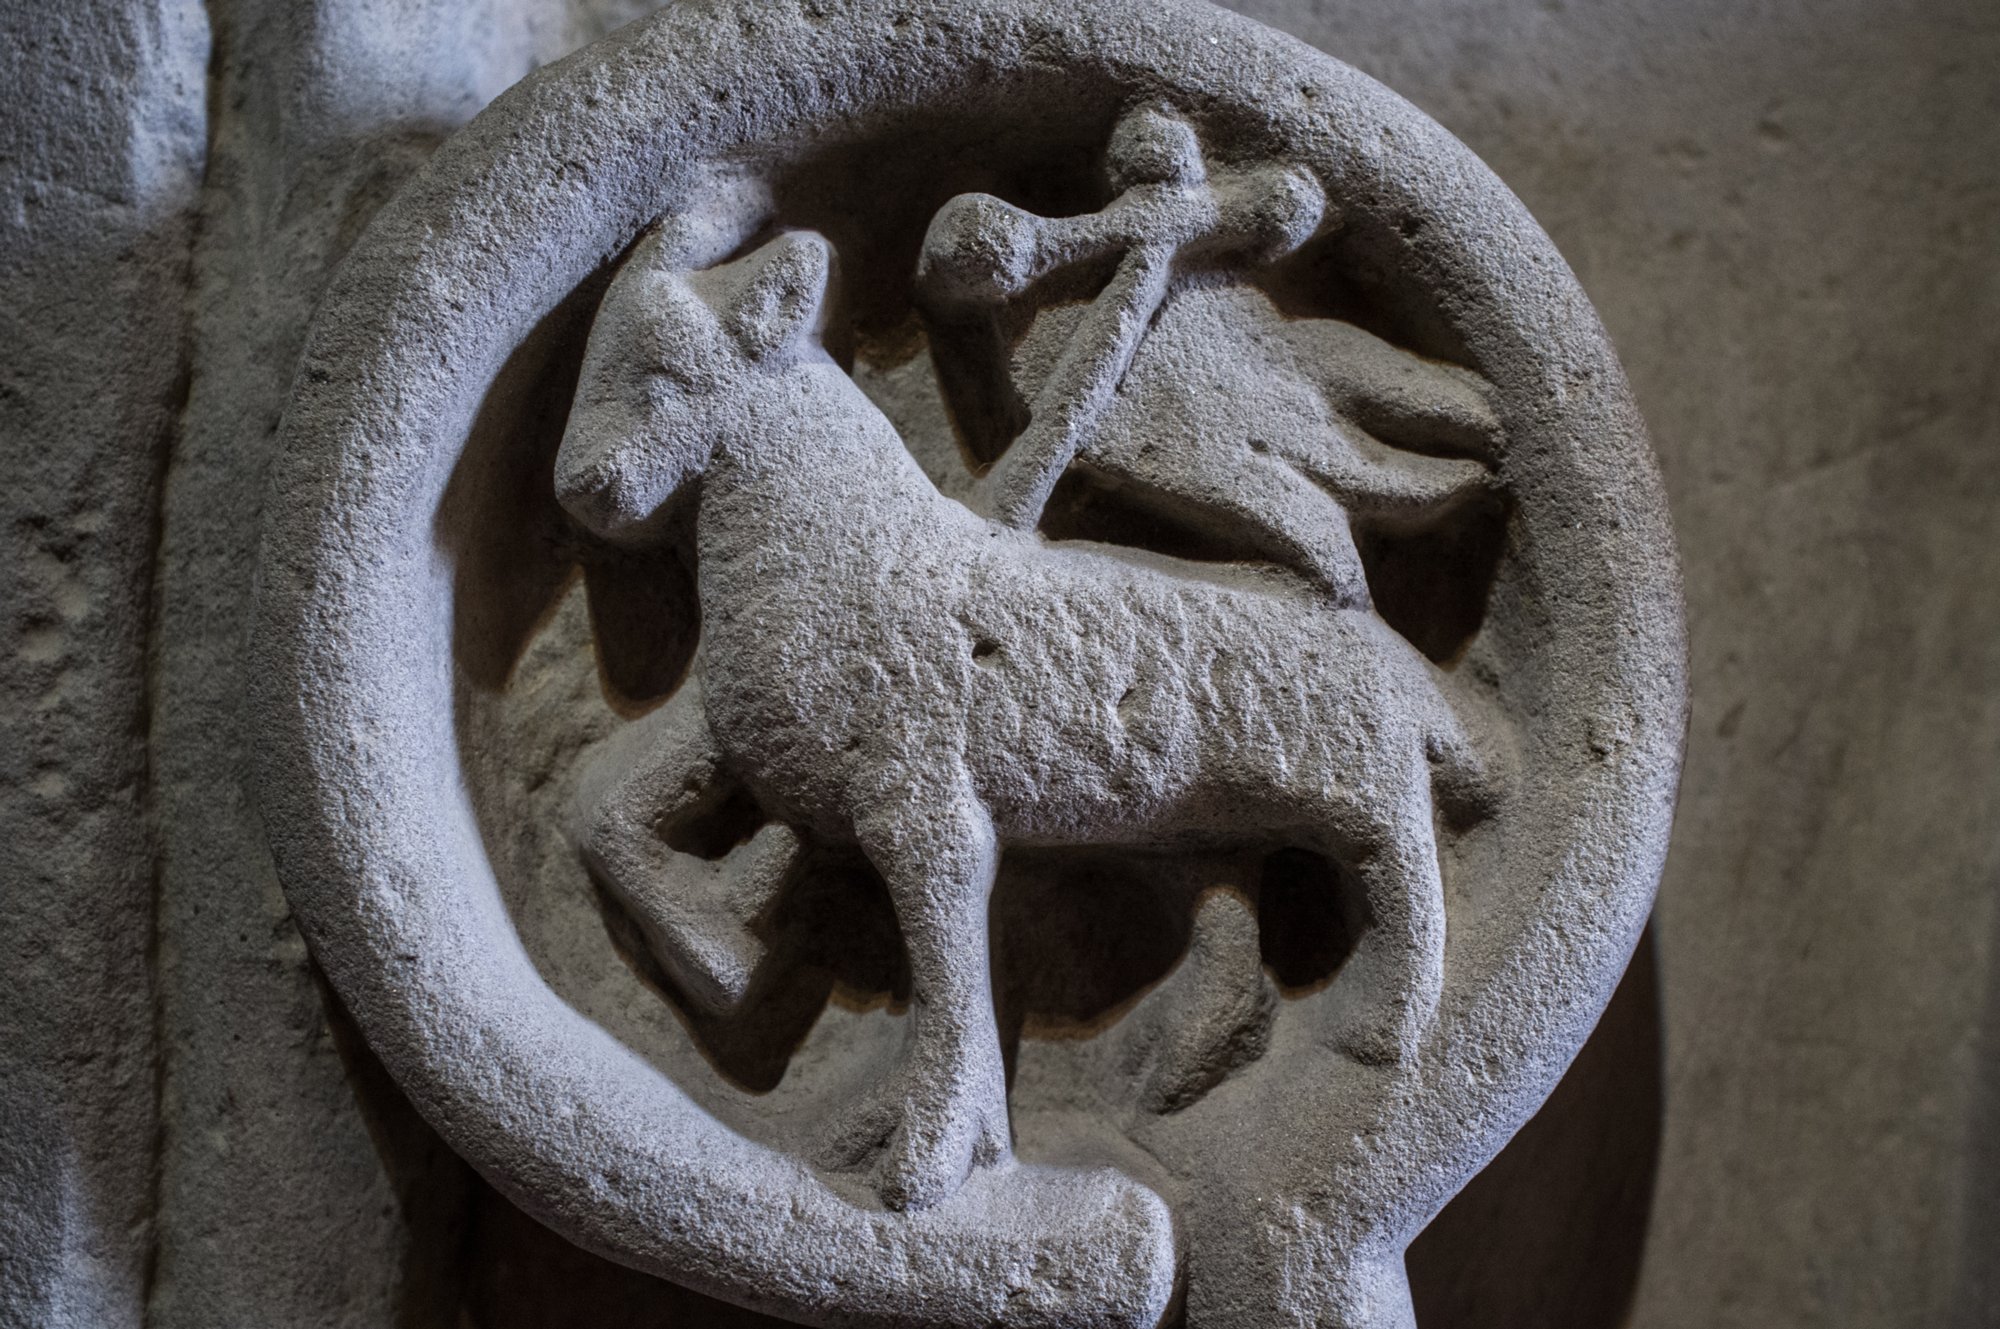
[
  {"x1": 569, "y1": 677, "x2": 801, "y2": 1013},
  {"x1": 826, "y1": 777, "x2": 1011, "y2": 1211},
  {"x1": 1324, "y1": 798, "x2": 1447, "y2": 1066}
]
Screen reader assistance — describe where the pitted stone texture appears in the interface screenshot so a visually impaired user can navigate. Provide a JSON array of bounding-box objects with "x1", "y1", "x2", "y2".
[
  {"x1": 252, "y1": 2, "x2": 1684, "y2": 1326},
  {"x1": 0, "y1": 4, "x2": 205, "y2": 1325},
  {"x1": 145, "y1": 3, "x2": 660, "y2": 1325}
]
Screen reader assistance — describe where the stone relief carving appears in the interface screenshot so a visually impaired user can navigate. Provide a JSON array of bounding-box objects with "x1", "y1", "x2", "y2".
[{"x1": 252, "y1": 2, "x2": 1686, "y2": 1326}]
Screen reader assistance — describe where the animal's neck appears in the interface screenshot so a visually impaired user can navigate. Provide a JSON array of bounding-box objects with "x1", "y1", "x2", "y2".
[{"x1": 703, "y1": 362, "x2": 919, "y2": 528}]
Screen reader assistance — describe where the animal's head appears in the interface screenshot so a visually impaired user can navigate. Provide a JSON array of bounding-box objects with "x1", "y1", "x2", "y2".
[{"x1": 555, "y1": 229, "x2": 833, "y2": 543}]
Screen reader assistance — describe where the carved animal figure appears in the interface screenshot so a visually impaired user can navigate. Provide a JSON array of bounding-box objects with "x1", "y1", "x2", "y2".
[{"x1": 556, "y1": 226, "x2": 1492, "y2": 1213}]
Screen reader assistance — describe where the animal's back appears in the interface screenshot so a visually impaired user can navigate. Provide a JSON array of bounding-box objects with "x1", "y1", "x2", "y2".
[
  {"x1": 692, "y1": 364, "x2": 1469, "y2": 846},
  {"x1": 957, "y1": 542, "x2": 1453, "y2": 844}
]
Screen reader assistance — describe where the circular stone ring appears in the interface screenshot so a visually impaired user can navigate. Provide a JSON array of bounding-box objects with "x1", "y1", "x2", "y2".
[{"x1": 253, "y1": 3, "x2": 1686, "y2": 1326}]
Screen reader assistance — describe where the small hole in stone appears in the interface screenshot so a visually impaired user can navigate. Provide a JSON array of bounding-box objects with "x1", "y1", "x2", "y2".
[
  {"x1": 658, "y1": 784, "x2": 765, "y2": 861},
  {"x1": 972, "y1": 637, "x2": 1002, "y2": 662}
]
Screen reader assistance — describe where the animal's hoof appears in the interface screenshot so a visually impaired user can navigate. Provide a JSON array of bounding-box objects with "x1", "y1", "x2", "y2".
[
  {"x1": 636, "y1": 907, "x2": 767, "y2": 1014},
  {"x1": 1329, "y1": 973, "x2": 1425, "y2": 1068},
  {"x1": 872, "y1": 1123, "x2": 969, "y2": 1213},
  {"x1": 872, "y1": 1096, "x2": 1012, "y2": 1213},
  {"x1": 610, "y1": 822, "x2": 801, "y2": 1015},
  {"x1": 818, "y1": 1061, "x2": 1012, "y2": 1212}
]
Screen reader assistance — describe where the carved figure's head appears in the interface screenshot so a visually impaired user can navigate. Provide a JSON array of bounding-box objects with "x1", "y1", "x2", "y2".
[{"x1": 555, "y1": 229, "x2": 832, "y2": 543}]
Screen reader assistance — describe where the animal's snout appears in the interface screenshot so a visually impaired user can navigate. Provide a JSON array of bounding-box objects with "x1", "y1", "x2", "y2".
[
  {"x1": 553, "y1": 433, "x2": 653, "y2": 543},
  {"x1": 552, "y1": 453, "x2": 620, "y2": 537}
]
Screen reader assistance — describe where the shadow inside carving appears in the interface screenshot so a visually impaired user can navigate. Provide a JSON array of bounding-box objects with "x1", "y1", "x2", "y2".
[
  {"x1": 596, "y1": 852, "x2": 907, "y2": 1095},
  {"x1": 1038, "y1": 463, "x2": 1279, "y2": 568},
  {"x1": 776, "y1": 119, "x2": 1113, "y2": 476},
  {"x1": 989, "y1": 845, "x2": 1372, "y2": 1103},
  {"x1": 990, "y1": 851, "x2": 1203, "y2": 1081},
  {"x1": 657, "y1": 781, "x2": 765, "y2": 862},
  {"x1": 1357, "y1": 490, "x2": 1510, "y2": 667},
  {"x1": 438, "y1": 234, "x2": 696, "y2": 707},
  {"x1": 437, "y1": 281, "x2": 600, "y2": 693},
  {"x1": 1257, "y1": 847, "x2": 1366, "y2": 993},
  {"x1": 579, "y1": 523, "x2": 699, "y2": 711},
  {"x1": 1258, "y1": 210, "x2": 1476, "y2": 370},
  {"x1": 925, "y1": 306, "x2": 1032, "y2": 471},
  {"x1": 596, "y1": 834, "x2": 1369, "y2": 1107},
  {"x1": 1406, "y1": 925, "x2": 1664, "y2": 1329},
  {"x1": 929, "y1": 266, "x2": 1119, "y2": 471}
]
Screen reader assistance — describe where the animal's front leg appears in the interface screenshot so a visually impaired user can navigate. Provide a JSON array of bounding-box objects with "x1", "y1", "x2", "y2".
[{"x1": 831, "y1": 777, "x2": 1011, "y2": 1211}]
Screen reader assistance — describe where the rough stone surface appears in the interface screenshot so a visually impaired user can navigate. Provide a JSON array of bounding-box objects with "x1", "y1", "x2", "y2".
[
  {"x1": 4, "y1": 0, "x2": 1995, "y2": 1326},
  {"x1": 0, "y1": 4, "x2": 205, "y2": 1325},
  {"x1": 250, "y1": 3, "x2": 1682, "y2": 1325},
  {"x1": 144, "y1": 2, "x2": 655, "y2": 1325},
  {"x1": 1225, "y1": 2, "x2": 2000, "y2": 1322}
]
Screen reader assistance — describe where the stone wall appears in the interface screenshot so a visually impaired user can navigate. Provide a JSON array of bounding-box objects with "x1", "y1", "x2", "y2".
[
  {"x1": 2, "y1": 1, "x2": 1993, "y2": 1326},
  {"x1": 1, "y1": 4, "x2": 204, "y2": 1323},
  {"x1": 1236, "y1": 3, "x2": 2000, "y2": 1321}
]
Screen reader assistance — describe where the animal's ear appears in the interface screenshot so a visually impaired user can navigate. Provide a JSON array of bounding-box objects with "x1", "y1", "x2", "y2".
[{"x1": 718, "y1": 231, "x2": 831, "y2": 360}]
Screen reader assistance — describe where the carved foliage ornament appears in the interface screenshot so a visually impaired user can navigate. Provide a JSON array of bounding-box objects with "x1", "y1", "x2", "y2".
[{"x1": 254, "y1": 3, "x2": 1686, "y2": 1326}]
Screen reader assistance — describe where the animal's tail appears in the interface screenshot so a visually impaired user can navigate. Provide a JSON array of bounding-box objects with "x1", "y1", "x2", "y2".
[{"x1": 569, "y1": 678, "x2": 805, "y2": 1013}]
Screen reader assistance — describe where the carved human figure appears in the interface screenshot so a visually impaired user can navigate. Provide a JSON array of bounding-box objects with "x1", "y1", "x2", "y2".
[{"x1": 556, "y1": 197, "x2": 1496, "y2": 1209}]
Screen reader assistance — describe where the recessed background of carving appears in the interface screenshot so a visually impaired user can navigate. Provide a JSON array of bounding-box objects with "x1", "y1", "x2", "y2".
[{"x1": 438, "y1": 101, "x2": 1522, "y2": 1194}]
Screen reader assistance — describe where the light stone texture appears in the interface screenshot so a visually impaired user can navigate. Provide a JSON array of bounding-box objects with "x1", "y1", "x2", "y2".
[
  {"x1": 250, "y1": 3, "x2": 1681, "y2": 1325},
  {"x1": 1224, "y1": 2, "x2": 2000, "y2": 1323},
  {"x1": 146, "y1": 2, "x2": 656, "y2": 1325},
  {"x1": 1, "y1": 0, "x2": 1995, "y2": 1327}
]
